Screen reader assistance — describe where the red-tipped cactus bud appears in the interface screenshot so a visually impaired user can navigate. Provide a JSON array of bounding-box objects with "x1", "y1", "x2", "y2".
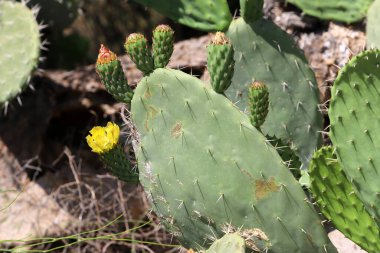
[{"x1": 96, "y1": 45, "x2": 133, "y2": 103}]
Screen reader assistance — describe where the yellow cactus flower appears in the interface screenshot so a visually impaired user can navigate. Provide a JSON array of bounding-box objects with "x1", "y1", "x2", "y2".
[{"x1": 86, "y1": 122, "x2": 120, "y2": 154}]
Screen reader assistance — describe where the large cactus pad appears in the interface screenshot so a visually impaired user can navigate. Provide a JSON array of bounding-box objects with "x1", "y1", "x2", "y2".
[
  {"x1": 329, "y1": 50, "x2": 380, "y2": 225},
  {"x1": 132, "y1": 0, "x2": 232, "y2": 31},
  {"x1": 226, "y1": 18, "x2": 322, "y2": 167},
  {"x1": 286, "y1": 0, "x2": 373, "y2": 23},
  {"x1": 131, "y1": 68, "x2": 336, "y2": 252},
  {"x1": 0, "y1": 1, "x2": 40, "y2": 106}
]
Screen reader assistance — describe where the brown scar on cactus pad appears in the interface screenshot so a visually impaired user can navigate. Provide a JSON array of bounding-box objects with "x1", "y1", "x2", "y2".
[
  {"x1": 255, "y1": 177, "x2": 280, "y2": 201},
  {"x1": 171, "y1": 122, "x2": 183, "y2": 139}
]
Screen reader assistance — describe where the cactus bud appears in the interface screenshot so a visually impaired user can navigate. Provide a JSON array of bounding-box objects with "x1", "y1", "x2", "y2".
[
  {"x1": 96, "y1": 45, "x2": 133, "y2": 103},
  {"x1": 207, "y1": 32, "x2": 235, "y2": 94},
  {"x1": 125, "y1": 33, "x2": 154, "y2": 75},
  {"x1": 152, "y1": 24, "x2": 174, "y2": 68},
  {"x1": 86, "y1": 122, "x2": 139, "y2": 183},
  {"x1": 248, "y1": 81, "x2": 269, "y2": 129}
]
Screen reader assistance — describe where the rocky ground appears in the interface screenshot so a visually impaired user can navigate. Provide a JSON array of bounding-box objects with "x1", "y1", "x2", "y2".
[{"x1": 0, "y1": 0, "x2": 369, "y2": 252}]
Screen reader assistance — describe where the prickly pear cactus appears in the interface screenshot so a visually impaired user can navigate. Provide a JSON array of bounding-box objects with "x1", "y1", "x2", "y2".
[
  {"x1": 131, "y1": 68, "x2": 337, "y2": 252},
  {"x1": 329, "y1": 49, "x2": 380, "y2": 225},
  {"x1": 0, "y1": 1, "x2": 40, "y2": 107},
  {"x1": 226, "y1": 18, "x2": 322, "y2": 167},
  {"x1": 286, "y1": 0, "x2": 373, "y2": 23},
  {"x1": 248, "y1": 81, "x2": 269, "y2": 130},
  {"x1": 132, "y1": 0, "x2": 232, "y2": 31},
  {"x1": 309, "y1": 146, "x2": 380, "y2": 253},
  {"x1": 205, "y1": 233, "x2": 245, "y2": 253},
  {"x1": 366, "y1": 0, "x2": 380, "y2": 49}
]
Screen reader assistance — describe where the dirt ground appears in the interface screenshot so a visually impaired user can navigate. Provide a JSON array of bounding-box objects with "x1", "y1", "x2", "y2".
[{"x1": 0, "y1": 0, "x2": 370, "y2": 252}]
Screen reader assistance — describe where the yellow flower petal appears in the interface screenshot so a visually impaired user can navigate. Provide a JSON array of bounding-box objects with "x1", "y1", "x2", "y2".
[{"x1": 86, "y1": 122, "x2": 120, "y2": 154}]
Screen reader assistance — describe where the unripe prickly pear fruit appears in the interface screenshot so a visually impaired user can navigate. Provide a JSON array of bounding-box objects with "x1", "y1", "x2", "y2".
[
  {"x1": 124, "y1": 33, "x2": 154, "y2": 75},
  {"x1": 96, "y1": 45, "x2": 133, "y2": 103},
  {"x1": 248, "y1": 81, "x2": 269, "y2": 129},
  {"x1": 152, "y1": 24, "x2": 174, "y2": 68},
  {"x1": 207, "y1": 32, "x2": 235, "y2": 94},
  {"x1": 86, "y1": 122, "x2": 139, "y2": 183}
]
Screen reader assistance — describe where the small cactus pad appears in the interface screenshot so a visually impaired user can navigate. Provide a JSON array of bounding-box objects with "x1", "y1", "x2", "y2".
[
  {"x1": 131, "y1": 68, "x2": 337, "y2": 252},
  {"x1": 132, "y1": 0, "x2": 232, "y2": 31},
  {"x1": 286, "y1": 0, "x2": 372, "y2": 23},
  {"x1": 329, "y1": 49, "x2": 380, "y2": 224},
  {"x1": 240, "y1": 0, "x2": 264, "y2": 23},
  {"x1": 124, "y1": 33, "x2": 154, "y2": 75},
  {"x1": 205, "y1": 233, "x2": 245, "y2": 253},
  {"x1": 152, "y1": 24, "x2": 174, "y2": 69},
  {"x1": 309, "y1": 146, "x2": 380, "y2": 253},
  {"x1": 96, "y1": 45, "x2": 133, "y2": 103},
  {"x1": 248, "y1": 81, "x2": 269, "y2": 129},
  {"x1": 207, "y1": 32, "x2": 235, "y2": 94},
  {"x1": 0, "y1": 1, "x2": 40, "y2": 106},
  {"x1": 366, "y1": 0, "x2": 380, "y2": 49},
  {"x1": 226, "y1": 18, "x2": 322, "y2": 167}
]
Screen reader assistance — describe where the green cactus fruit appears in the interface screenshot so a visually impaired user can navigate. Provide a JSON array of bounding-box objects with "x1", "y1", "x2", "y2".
[
  {"x1": 366, "y1": 0, "x2": 380, "y2": 49},
  {"x1": 207, "y1": 32, "x2": 235, "y2": 94},
  {"x1": 286, "y1": 0, "x2": 372, "y2": 23},
  {"x1": 131, "y1": 68, "x2": 337, "y2": 252},
  {"x1": 226, "y1": 18, "x2": 322, "y2": 168},
  {"x1": 96, "y1": 45, "x2": 133, "y2": 103},
  {"x1": 152, "y1": 24, "x2": 174, "y2": 69},
  {"x1": 329, "y1": 49, "x2": 380, "y2": 225},
  {"x1": 240, "y1": 0, "x2": 264, "y2": 23},
  {"x1": 132, "y1": 0, "x2": 232, "y2": 31},
  {"x1": 205, "y1": 233, "x2": 245, "y2": 253},
  {"x1": 248, "y1": 81, "x2": 269, "y2": 129},
  {"x1": 309, "y1": 146, "x2": 380, "y2": 253},
  {"x1": 86, "y1": 122, "x2": 139, "y2": 183},
  {"x1": 124, "y1": 33, "x2": 154, "y2": 75},
  {"x1": 0, "y1": 1, "x2": 40, "y2": 107}
]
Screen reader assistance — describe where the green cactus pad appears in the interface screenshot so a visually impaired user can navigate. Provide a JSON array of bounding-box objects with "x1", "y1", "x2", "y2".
[
  {"x1": 248, "y1": 81, "x2": 269, "y2": 129},
  {"x1": 309, "y1": 146, "x2": 380, "y2": 253},
  {"x1": 0, "y1": 1, "x2": 40, "y2": 106},
  {"x1": 124, "y1": 33, "x2": 154, "y2": 75},
  {"x1": 152, "y1": 25, "x2": 174, "y2": 69},
  {"x1": 329, "y1": 49, "x2": 380, "y2": 225},
  {"x1": 226, "y1": 18, "x2": 322, "y2": 167},
  {"x1": 366, "y1": 0, "x2": 380, "y2": 49},
  {"x1": 205, "y1": 233, "x2": 245, "y2": 253},
  {"x1": 286, "y1": 0, "x2": 372, "y2": 23},
  {"x1": 207, "y1": 32, "x2": 235, "y2": 94},
  {"x1": 96, "y1": 45, "x2": 133, "y2": 103},
  {"x1": 132, "y1": 0, "x2": 232, "y2": 31},
  {"x1": 240, "y1": 0, "x2": 264, "y2": 23},
  {"x1": 131, "y1": 68, "x2": 336, "y2": 252}
]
